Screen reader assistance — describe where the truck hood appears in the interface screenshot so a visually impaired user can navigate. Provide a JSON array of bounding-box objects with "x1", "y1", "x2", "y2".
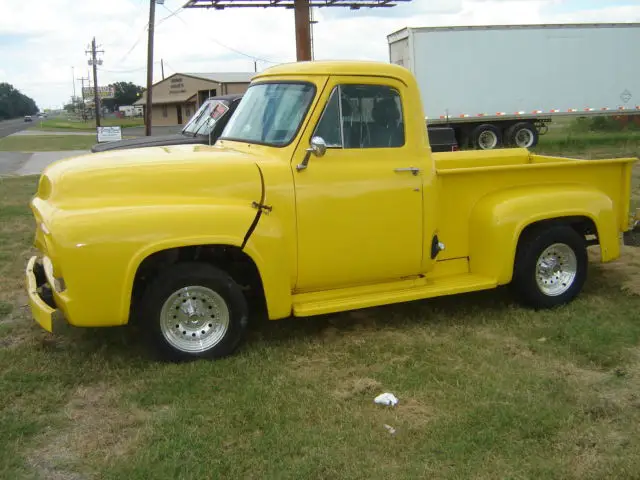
[{"x1": 35, "y1": 144, "x2": 263, "y2": 211}]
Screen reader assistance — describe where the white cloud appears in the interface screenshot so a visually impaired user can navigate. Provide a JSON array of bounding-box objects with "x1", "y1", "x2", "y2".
[{"x1": 0, "y1": 0, "x2": 638, "y2": 108}]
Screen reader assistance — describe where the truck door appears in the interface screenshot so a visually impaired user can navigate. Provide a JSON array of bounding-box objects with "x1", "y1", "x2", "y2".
[{"x1": 292, "y1": 79, "x2": 425, "y2": 292}]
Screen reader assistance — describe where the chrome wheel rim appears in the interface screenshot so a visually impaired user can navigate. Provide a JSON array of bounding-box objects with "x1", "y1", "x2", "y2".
[
  {"x1": 535, "y1": 243, "x2": 577, "y2": 296},
  {"x1": 478, "y1": 130, "x2": 498, "y2": 149},
  {"x1": 514, "y1": 128, "x2": 534, "y2": 148},
  {"x1": 160, "y1": 286, "x2": 230, "y2": 353}
]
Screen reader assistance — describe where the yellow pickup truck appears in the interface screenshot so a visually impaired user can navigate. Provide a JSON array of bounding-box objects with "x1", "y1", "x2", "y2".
[{"x1": 26, "y1": 61, "x2": 637, "y2": 361}]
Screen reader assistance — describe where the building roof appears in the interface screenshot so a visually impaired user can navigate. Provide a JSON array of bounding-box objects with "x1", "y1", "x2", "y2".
[{"x1": 184, "y1": 72, "x2": 256, "y2": 83}]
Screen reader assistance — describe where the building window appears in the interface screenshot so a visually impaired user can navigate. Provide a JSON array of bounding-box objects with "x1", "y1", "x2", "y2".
[{"x1": 162, "y1": 105, "x2": 167, "y2": 118}]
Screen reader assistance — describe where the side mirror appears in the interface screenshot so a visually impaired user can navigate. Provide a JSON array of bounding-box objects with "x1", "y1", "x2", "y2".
[
  {"x1": 296, "y1": 136, "x2": 327, "y2": 171},
  {"x1": 308, "y1": 136, "x2": 327, "y2": 157}
]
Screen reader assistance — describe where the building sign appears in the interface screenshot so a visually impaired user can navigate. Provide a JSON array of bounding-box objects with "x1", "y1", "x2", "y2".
[
  {"x1": 96, "y1": 126, "x2": 122, "y2": 143},
  {"x1": 83, "y1": 86, "x2": 116, "y2": 98},
  {"x1": 170, "y1": 76, "x2": 187, "y2": 95}
]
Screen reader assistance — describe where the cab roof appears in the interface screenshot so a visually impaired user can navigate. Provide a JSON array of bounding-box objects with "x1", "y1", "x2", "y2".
[{"x1": 254, "y1": 60, "x2": 413, "y2": 85}]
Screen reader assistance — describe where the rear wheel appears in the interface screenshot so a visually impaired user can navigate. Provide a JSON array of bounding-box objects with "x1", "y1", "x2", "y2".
[
  {"x1": 505, "y1": 122, "x2": 538, "y2": 148},
  {"x1": 141, "y1": 262, "x2": 248, "y2": 361},
  {"x1": 471, "y1": 124, "x2": 502, "y2": 150},
  {"x1": 512, "y1": 225, "x2": 587, "y2": 309}
]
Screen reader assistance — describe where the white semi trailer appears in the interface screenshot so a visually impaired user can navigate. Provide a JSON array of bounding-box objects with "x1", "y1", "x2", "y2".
[{"x1": 388, "y1": 23, "x2": 640, "y2": 150}]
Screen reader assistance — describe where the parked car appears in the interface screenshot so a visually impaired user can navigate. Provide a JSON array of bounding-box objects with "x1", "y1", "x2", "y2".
[
  {"x1": 90, "y1": 94, "x2": 242, "y2": 153},
  {"x1": 26, "y1": 60, "x2": 637, "y2": 361}
]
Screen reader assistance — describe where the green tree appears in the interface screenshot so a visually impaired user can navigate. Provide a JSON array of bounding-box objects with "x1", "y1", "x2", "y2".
[
  {"x1": 0, "y1": 83, "x2": 38, "y2": 119},
  {"x1": 101, "y1": 82, "x2": 144, "y2": 112}
]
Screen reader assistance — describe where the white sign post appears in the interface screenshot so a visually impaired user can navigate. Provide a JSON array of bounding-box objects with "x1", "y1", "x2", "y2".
[{"x1": 96, "y1": 126, "x2": 122, "y2": 143}]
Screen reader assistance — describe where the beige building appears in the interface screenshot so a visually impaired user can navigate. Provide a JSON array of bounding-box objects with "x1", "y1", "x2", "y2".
[{"x1": 135, "y1": 72, "x2": 254, "y2": 126}]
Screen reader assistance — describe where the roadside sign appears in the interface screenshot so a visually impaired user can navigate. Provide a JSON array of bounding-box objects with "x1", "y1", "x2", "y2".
[
  {"x1": 97, "y1": 126, "x2": 122, "y2": 143},
  {"x1": 83, "y1": 86, "x2": 116, "y2": 99}
]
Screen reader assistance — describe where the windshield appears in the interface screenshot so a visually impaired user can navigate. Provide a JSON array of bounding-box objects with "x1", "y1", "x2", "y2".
[
  {"x1": 182, "y1": 100, "x2": 229, "y2": 136},
  {"x1": 220, "y1": 82, "x2": 315, "y2": 147}
]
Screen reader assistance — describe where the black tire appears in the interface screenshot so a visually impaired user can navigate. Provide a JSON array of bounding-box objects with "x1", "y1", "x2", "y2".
[
  {"x1": 505, "y1": 122, "x2": 538, "y2": 148},
  {"x1": 511, "y1": 225, "x2": 588, "y2": 309},
  {"x1": 471, "y1": 124, "x2": 502, "y2": 150},
  {"x1": 140, "y1": 262, "x2": 248, "y2": 362}
]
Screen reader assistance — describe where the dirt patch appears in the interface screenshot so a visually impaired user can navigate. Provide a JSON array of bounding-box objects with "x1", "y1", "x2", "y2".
[
  {"x1": 592, "y1": 246, "x2": 640, "y2": 296},
  {"x1": 333, "y1": 377, "x2": 382, "y2": 400},
  {"x1": 27, "y1": 383, "x2": 156, "y2": 479}
]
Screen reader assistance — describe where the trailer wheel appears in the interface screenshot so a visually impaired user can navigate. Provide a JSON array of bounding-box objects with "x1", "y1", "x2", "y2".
[
  {"x1": 506, "y1": 122, "x2": 538, "y2": 148},
  {"x1": 471, "y1": 124, "x2": 502, "y2": 150}
]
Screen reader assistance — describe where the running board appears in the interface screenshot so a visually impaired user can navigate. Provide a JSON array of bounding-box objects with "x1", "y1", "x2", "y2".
[{"x1": 292, "y1": 273, "x2": 497, "y2": 317}]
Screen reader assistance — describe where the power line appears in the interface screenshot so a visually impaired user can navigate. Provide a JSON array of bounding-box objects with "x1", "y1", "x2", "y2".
[
  {"x1": 157, "y1": 5, "x2": 184, "y2": 26},
  {"x1": 113, "y1": 22, "x2": 149, "y2": 67},
  {"x1": 158, "y1": 3, "x2": 282, "y2": 64}
]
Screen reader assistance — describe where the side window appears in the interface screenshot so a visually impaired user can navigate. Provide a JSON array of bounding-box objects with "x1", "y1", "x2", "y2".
[
  {"x1": 312, "y1": 87, "x2": 342, "y2": 147},
  {"x1": 312, "y1": 84, "x2": 405, "y2": 149}
]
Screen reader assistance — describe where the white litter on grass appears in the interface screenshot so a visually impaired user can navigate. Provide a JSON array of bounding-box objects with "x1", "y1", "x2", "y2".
[
  {"x1": 374, "y1": 392, "x2": 399, "y2": 406},
  {"x1": 383, "y1": 424, "x2": 396, "y2": 435}
]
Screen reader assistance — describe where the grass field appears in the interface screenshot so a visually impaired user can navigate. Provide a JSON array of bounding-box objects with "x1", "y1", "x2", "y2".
[
  {"x1": 34, "y1": 116, "x2": 144, "y2": 131},
  {"x1": 0, "y1": 135, "x2": 96, "y2": 152},
  {"x1": 2, "y1": 133, "x2": 640, "y2": 478}
]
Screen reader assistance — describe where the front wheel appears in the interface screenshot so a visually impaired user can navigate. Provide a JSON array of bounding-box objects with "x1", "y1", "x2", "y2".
[
  {"x1": 141, "y1": 262, "x2": 249, "y2": 361},
  {"x1": 511, "y1": 225, "x2": 588, "y2": 309}
]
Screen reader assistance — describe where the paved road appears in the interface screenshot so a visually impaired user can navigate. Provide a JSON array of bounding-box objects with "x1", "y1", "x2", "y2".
[{"x1": 0, "y1": 117, "x2": 33, "y2": 139}]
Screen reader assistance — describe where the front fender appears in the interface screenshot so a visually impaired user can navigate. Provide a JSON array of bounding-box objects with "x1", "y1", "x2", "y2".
[
  {"x1": 468, "y1": 185, "x2": 618, "y2": 285},
  {"x1": 53, "y1": 204, "x2": 257, "y2": 327}
]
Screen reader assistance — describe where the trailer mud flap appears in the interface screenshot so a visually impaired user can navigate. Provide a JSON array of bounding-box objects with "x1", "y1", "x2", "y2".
[{"x1": 242, "y1": 164, "x2": 270, "y2": 249}]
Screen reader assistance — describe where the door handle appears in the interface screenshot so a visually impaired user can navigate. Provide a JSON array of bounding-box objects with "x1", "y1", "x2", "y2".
[{"x1": 394, "y1": 167, "x2": 420, "y2": 176}]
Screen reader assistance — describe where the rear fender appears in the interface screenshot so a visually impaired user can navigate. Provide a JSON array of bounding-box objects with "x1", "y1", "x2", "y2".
[{"x1": 469, "y1": 185, "x2": 618, "y2": 284}]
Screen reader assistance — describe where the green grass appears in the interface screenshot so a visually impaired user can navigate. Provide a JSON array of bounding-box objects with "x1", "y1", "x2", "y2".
[
  {"x1": 0, "y1": 135, "x2": 95, "y2": 152},
  {"x1": 533, "y1": 116, "x2": 640, "y2": 158},
  {"x1": 2, "y1": 161, "x2": 640, "y2": 478},
  {"x1": 34, "y1": 117, "x2": 144, "y2": 131}
]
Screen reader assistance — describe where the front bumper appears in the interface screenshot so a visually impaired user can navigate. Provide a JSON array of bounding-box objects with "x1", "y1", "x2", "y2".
[{"x1": 25, "y1": 256, "x2": 66, "y2": 332}]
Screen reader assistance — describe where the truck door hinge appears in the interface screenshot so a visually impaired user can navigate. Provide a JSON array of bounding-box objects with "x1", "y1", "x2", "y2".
[{"x1": 252, "y1": 201, "x2": 272, "y2": 214}]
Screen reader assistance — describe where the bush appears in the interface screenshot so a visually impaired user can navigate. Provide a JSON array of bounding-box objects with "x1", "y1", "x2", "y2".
[{"x1": 570, "y1": 115, "x2": 640, "y2": 133}]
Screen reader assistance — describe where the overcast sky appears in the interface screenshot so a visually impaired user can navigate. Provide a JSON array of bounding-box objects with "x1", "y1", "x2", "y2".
[{"x1": 1, "y1": 0, "x2": 639, "y2": 109}]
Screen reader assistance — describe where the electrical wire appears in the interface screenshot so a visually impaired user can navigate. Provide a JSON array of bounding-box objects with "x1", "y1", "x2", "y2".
[{"x1": 158, "y1": 3, "x2": 283, "y2": 64}]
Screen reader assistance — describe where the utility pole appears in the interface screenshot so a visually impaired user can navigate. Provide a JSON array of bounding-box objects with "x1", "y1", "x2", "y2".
[
  {"x1": 145, "y1": 0, "x2": 156, "y2": 136},
  {"x1": 254, "y1": 60, "x2": 257, "y2": 73},
  {"x1": 161, "y1": 58, "x2": 165, "y2": 80},
  {"x1": 71, "y1": 67, "x2": 76, "y2": 102},
  {"x1": 86, "y1": 38, "x2": 104, "y2": 126},
  {"x1": 77, "y1": 74, "x2": 89, "y2": 120}
]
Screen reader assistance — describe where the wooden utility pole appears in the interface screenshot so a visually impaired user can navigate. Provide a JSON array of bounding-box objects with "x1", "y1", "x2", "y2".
[
  {"x1": 86, "y1": 38, "x2": 104, "y2": 126},
  {"x1": 145, "y1": 0, "x2": 156, "y2": 136},
  {"x1": 161, "y1": 58, "x2": 165, "y2": 80},
  {"x1": 294, "y1": 0, "x2": 311, "y2": 61}
]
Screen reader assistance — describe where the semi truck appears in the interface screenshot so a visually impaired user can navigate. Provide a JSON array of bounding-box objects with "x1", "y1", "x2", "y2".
[{"x1": 388, "y1": 23, "x2": 640, "y2": 150}]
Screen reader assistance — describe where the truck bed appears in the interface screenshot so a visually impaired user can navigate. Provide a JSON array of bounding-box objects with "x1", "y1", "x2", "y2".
[{"x1": 432, "y1": 148, "x2": 636, "y2": 261}]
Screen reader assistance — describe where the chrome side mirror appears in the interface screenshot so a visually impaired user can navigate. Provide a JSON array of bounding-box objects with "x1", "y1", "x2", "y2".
[
  {"x1": 309, "y1": 136, "x2": 327, "y2": 157},
  {"x1": 297, "y1": 136, "x2": 327, "y2": 171}
]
